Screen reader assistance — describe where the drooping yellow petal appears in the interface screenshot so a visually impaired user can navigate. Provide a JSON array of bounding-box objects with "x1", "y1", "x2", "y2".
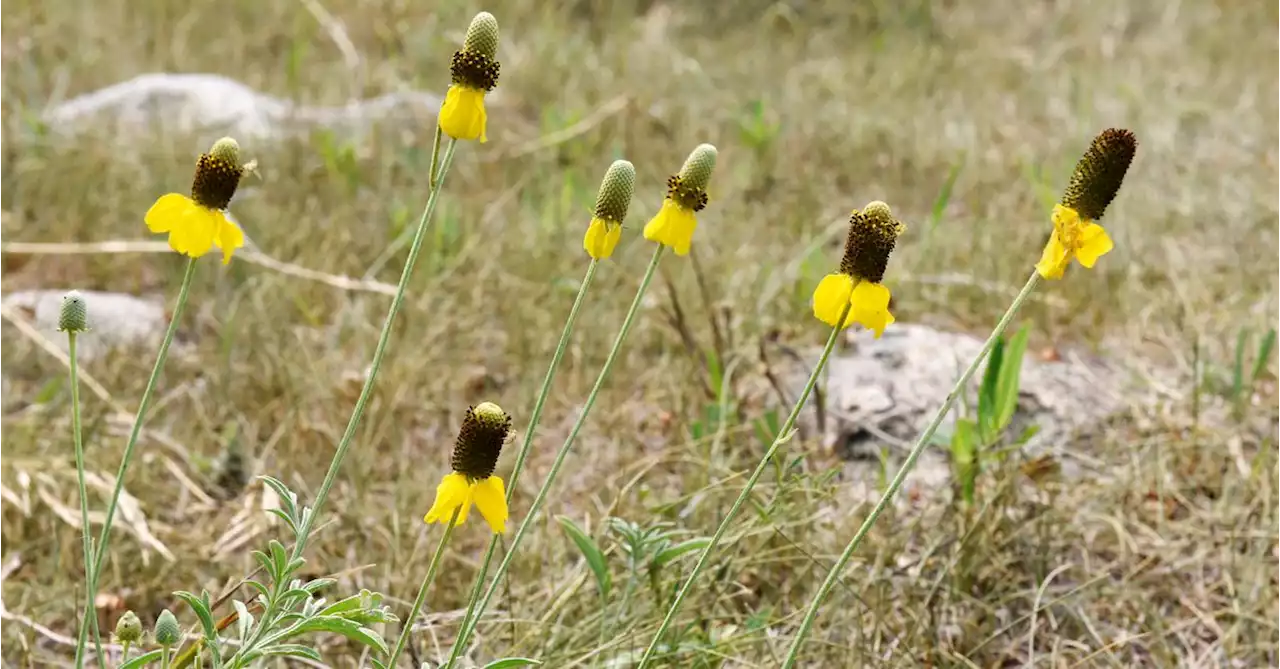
[
  {"x1": 425, "y1": 472, "x2": 473, "y2": 526},
  {"x1": 214, "y1": 215, "x2": 245, "y2": 265},
  {"x1": 812, "y1": 273, "x2": 855, "y2": 329},
  {"x1": 145, "y1": 194, "x2": 195, "y2": 233},
  {"x1": 1074, "y1": 222, "x2": 1113, "y2": 268},
  {"x1": 1034, "y1": 228, "x2": 1070, "y2": 280},
  {"x1": 470, "y1": 476, "x2": 508, "y2": 534},
  {"x1": 583, "y1": 218, "x2": 622, "y2": 260},
  {"x1": 849, "y1": 281, "x2": 894, "y2": 339},
  {"x1": 166, "y1": 205, "x2": 219, "y2": 258},
  {"x1": 642, "y1": 198, "x2": 697, "y2": 256},
  {"x1": 439, "y1": 85, "x2": 488, "y2": 143}
]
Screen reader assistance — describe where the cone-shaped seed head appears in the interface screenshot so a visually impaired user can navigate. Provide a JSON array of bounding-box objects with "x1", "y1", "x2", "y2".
[
  {"x1": 593, "y1": 160, "x2": 636, "y2": 223},
  {"x1": 115, "y1": 611, "x2": 142, "y2": 644},
  {"x1": 153, "y1": 610, "x2": 181, "y2": 646},
  {"x1": 677, "y1": 144, "x2": 718, "y2": 193},
  {"x1": 840, "y1": 206, "x2": 904, "y2": 284},
  {"x1": 1060, "y1": 128, "x2": 1137, "y2": 221},
  {"x1": 451, "y1": 402, "x2": 511, "y2": 481},
  {"x1": 464, "y1": 12, "x2": 500, "y2": 59},
  {"x1": 58, "y1": 290, "x2": 89, "y2": 333},
  {"x1": 191, "y1": 137, "x2": 246, "y2": 210}
]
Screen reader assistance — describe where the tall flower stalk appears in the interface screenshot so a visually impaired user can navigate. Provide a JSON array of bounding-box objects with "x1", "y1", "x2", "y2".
[
  {"x1": 637, "y1": 202, "x2": 907, "y2": 668},
  {"x1": 781, "y1": 128, "x2": 1136, "y2": 666}
]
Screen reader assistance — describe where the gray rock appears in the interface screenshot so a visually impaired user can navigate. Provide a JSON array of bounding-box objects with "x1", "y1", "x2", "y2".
[{"x1": 3, "y1": 290, "x2": 167, "y2": 362}]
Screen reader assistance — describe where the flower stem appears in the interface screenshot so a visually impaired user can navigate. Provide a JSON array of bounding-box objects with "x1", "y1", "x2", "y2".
[
  {"x1": 76, "y1": 257, "x2": 199, "y2": 662},
  {"x1": 450, "y1": 260, "x2": 601, "y2": 644},
  {"x1": 290, "y1": 139, "x2": 458, "y2": 560},
  {"x1": 780, "y1": 271, "x2": 1041, "y2": 668},
  {"x1": 68, "y1": 333, "x2": 105, "y2": 669},
  {"x1": 385, "y1": 506, "x2": 461, "y2": 668},
  {"x1": 443, "y1": 247, "x2": 666, "y2": 667},
  {"x1": 635, "y1": 303, "x2": 851, "y2": 669}
]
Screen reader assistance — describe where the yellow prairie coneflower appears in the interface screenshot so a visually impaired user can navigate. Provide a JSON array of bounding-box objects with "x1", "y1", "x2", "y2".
[
  {"x1": 644, "y1": 144, "x2": 717, "y2": 256},
  {"x1": 424, "y1": 402, "x2": 511, "y2": 534},
  {"x1": 1036, "y1": 128, "x2": 1137, "y2": 279},
  {"x1": 583, "y1": 159, "x2": 637, "y2": 260},
  {"x1": 439, "y1": 12, "x2": 501, "y2": 143},
  {"x1": 145, "y1": 137, "x2": 253, "y2": 264},
  {"x1": 812, "y1": 202, "x2": 905, "y2": 338}
]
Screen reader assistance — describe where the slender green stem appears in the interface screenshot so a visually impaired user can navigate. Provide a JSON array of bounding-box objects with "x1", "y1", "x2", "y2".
[
  {"x1": 68, "y1": 333, "x2": 105, "y2": 669},
  {"x1": 635, "y1": 303, "x2": 851, "y2": 668},
  {"x1": 161, "y1": 646, "x2": 171, "y2": 669},
  {"x1": 427, "y1": 127, "x2": 444, "y2": 191},
  {"x1": 76, "y1": 258, "x2": 198, "y2": 660},
  {"x1": 780, "y1": 271, "x2": 1041, "y2": 668},
  {"x1": 290, "y1": 139, "x2": 458, "y2": 560},
  {"x1": 385, "y1": 506, "x2": 461, "y2": 668},
  {"x1": 443, "y1": 247, "x2": 666, "y2": 667},
  {"x1": 450, "y1": 260, "x2": 601, "y2": 643}
]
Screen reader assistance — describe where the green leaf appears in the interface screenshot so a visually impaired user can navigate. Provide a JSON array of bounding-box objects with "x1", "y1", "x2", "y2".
[
  {"x1": 258, "y1": 475, "x2": 298, "y2": 518},
  {"x1": 255, "y1": 644, "x2": 323, "y2": 662},
  {"x1": 481, "y1": 659, "x2": 542, "y2": 669},
  {"x1": 173, "y1": 590, "x2": 217, "y2": 640},
  {"x1": 950, "y1": 419, "x2": 978, "y2": 505},
  {"x1": 977, "y1": 336, "x2": 1005, "y2": 442},
  {"x1": 556, "y1": 516, "x2": 611, "y2": 600},
  {"x1": 316, "y1": 590, "x2": 366, "y2": 617},
  {"x1": 232, "y1": 600, "x2": 253, "y2": 643},
  {"x1": 994, "y1": 325, "x2": 1030, "y2": 432},
  {"x1": 1252, "y1": 328, "x2": 1276, "y2": 384},
  {"x1": 286, "y1": 616, "x2": 389, "y2": 655},
  {"x1": 118, "y1": 649, "x2": 164, "y2": 669},
  {"x1": 251, "y1": 550, "x2": 276, "y2": 581},
  {"x1": 653, "y1": 538, "x2": 711, "y2": 567}
]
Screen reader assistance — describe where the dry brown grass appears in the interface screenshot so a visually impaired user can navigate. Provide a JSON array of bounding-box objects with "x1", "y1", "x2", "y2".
[{"x1": 2, "y1": 0, "x2": 1277, "y2": 666}]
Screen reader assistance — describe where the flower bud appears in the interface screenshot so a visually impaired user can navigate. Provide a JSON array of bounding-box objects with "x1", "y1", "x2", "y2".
[
  {"x1": 153, "y1": 609, "x2": 181, "y2": 647},
  {"x1": 114, "y1": 610, "x2": 142, "y2": 644},
  {"x1": 57, "y1": 291, "x2": 89, "y2": 333}
]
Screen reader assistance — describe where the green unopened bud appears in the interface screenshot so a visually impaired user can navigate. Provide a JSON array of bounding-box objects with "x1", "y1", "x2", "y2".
[
  {"x1": 153, "y1": 609, "x2": 181, "y2": 647},
  {"x1": 57, "y1": 291, "x2": 89, "y2": 333},
  {"x1": 463, "y1": 12, "x2": 500, "y2": 59},
  {"x1": 1060, "y1": 128, "x2": 1137, "y2": 221},
  {"x1": 593, "y1": 160, "x2": 636, "y2": 223},
  {"x1": 677, "y1": 143, "x2": 718, "y2": 193},
  {"x1": 452, "y1": 403, "x2": 511, "y2": 481},
  {"x1": 115, "y1": 610, "x2": 142, "y2": 644}
]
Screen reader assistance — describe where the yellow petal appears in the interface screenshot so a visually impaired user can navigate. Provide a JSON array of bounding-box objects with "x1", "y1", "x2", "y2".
[
  {"x1": 214, "y1": 215, "x2": 245, "y2": 265},
  {"x1": 583, "y1": 218, "x2": 621, "y2": 260},
  {"x1": 1074, "y1": 222, "x2": 1113, "y2": 269},
  {"x1": 470, "y1": 476, "x2": 508, "y2": 534},
  {"x1": 145, "y1": 194, "x2": 194, "y2": 233},
  {"x1": 439, "y1": 86, "x2": 488, "y2": 143},
  {"x1": 167, "y1": 206, "x2": 219, "y2": 258},
  {"x1": 1051, "y1": 203, "x2": 1082, "y2": 229},
  {"x1": 642, "y1": 199, "x2": 697, "y2": 256},
  {"x1": 849, "y1": 281, "x2": 894, "y2": 338},
  {"x1": 424, "y1": 473, "x2": 472, "y2": 526},
  {"x1": 812, "y1": 274, "x2": 855, "y2": 329},
  {"x1": 1035, "y1": 229, "x2": 1069, "y2": 280}
]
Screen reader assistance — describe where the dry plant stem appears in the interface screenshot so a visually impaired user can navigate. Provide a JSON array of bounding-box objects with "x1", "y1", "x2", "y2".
[
  {"x1": 452, "y1": 260, "x2": 602, "y2": 641},
  {"x1": 289, "y1": 139, "x2": 458, "y2": 560},
  {"x1": 385, "y1": 506, "x2": 461, "y2": 668},
  {"x1": 68, "y1": 334, "x2": 105, "y2": 669},
  {"x1": 635, "y1": 302, "x2": 851, "y2": 669},
  {"x1": 444, "y1": 247, "x2": 667, "y2": 668},
  {"x1": 780, "y1": 270, "x2": 1042, "y2": 669},
  {"x1": 75, "y1": 257, "x2": 199, "y2": 661}
]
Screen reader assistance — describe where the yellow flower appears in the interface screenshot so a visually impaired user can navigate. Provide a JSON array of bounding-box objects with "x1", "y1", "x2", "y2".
[
  {"x1": 644, "y1": 144, "x2": 717, "y2": 256},
  {"x1": 584, "y1": 218, "x2": 623, "y2": 259},
  {"x1": 1034, "y1": 204, "x2": 1114, "y2": 280},
  {"x1": 1036, "y1": 128, "x2": 1136, "y2": 280},
  {"x1": 145, "y1": 137, "x2": 249, "y2": 264},
  {"x1": 583, "y1": 160, "x2": 636, "y2": 260},
  {"x1": 424, "y1": 402, "x2": 511, "y2": 534},
  {"x1": 439, "y1": 13, "x2": 500, "y2": 143},
  {"x1": 811, "y1": 202, "x2": 904, "y2": 338}
]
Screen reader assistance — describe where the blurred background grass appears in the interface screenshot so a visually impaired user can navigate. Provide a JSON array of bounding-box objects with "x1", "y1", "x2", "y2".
[{"x1": 2, "y1": 0, "x2": 1277, "y2": 666}]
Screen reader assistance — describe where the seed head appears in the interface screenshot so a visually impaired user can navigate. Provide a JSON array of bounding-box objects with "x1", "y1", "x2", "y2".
[
  {"x1": 463, "y1": 12, "x2": 500, "y2": 60},
  {"x1": 1060, "y1": 128, "x2": 1137, "y2": 221},
  {"x1": 451, "y1": 402, "x2": 511, "y2": 481},
  {"x1": 57, "y1": 291, "x2": 89, "y2": 333},
  {"x1": 840, "y1": 204, "x2": 905, "y2": 284},
  {"x1": 191, "y1": 137, "x2": 247, "y2": 210},
  {"x1": 593, "y1": 160, "x2": 636, "y2": 223},
  {"x1": 153, "y1": 609, "x2": 181, "y2": 647},
  {"x1": 114, "y1": 611, "x2": 142, "y2": 644}
]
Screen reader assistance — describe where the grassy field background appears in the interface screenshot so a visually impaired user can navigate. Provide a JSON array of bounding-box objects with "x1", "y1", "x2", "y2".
[{"x1": 2, "y1": 0, "x2": 1278, "y2": 666}]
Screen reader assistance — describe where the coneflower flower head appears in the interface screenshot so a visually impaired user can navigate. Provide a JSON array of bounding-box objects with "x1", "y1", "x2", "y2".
[
  {"x1": 840, "y1": 202, "x2": 905, "y2": 284},
  {"x1": 463, "y1": 11, "x2": 500, "y2": 60},
  {"x1": 144, "y1": 136, "x2": 251, "y2": 264},
  {"x1": 584, "y1": 159, "x2": 636, "y2": 259},
  {"x1": 451, "y1": 402, "x2": 511, "y2": 481},
  {"x1": 1036, "y1": 127, "x2": 1137, "y2": 280},
  {"x1": 643, "y1": 143, "x2": 718, "y2": 256},
  {"x1": 57, "y1": 291, "x2": 89, "y2": 333},
  {"x1": 813, "y1": 201, "x2": 906, "y2": 337},
  {"x1": 192, "y1": 137, "x2": 247, "y2": 210},
  {"x1": 440, "y1": 12, "x2": 501, "y2": 142}
]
